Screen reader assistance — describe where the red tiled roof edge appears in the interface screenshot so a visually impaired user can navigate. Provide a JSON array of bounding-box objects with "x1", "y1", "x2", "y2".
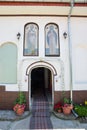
[
  {"x1": 0, "y1": 2, "x2": 69, "y2": 6},
  {"x1": 0, "y1": 1, "x2": 86, "y2": 7}
]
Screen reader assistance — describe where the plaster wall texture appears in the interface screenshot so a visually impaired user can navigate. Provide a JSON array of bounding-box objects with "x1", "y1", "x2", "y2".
[{"x1": 0, "y1": 16, "x2": 87, "y2": 92}]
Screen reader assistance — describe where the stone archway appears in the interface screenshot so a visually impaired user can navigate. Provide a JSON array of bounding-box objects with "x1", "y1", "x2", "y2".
[{"x1": 26, "y1": 61, "x2": 57, "y2": 110}]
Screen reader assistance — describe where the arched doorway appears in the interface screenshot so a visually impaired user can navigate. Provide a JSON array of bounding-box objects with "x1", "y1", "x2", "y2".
[
  {"x1": 26, "y1": 61, "x2": 57, "y2": 110},
  {"x1": 31, "y1": 67, "x2": 52, "y2": 108}
]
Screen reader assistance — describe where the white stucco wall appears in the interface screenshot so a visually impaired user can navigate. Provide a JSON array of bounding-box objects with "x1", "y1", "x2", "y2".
[
  {"x1": 0, "y1": 16, "x2": 87, "y2": 92},
  {"x1": 71, "y1": 17, "x2": 87, "y2": 90}
]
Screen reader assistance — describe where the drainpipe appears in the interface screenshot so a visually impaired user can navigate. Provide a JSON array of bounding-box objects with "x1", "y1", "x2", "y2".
[{"x1": 68, "y1": 0, "x2": 74, "y2": 103}]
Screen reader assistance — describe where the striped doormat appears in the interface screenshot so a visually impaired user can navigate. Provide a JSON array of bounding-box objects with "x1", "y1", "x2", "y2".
[{"x1": 29, "y1": 93, "x2": 53, "y2": 129}]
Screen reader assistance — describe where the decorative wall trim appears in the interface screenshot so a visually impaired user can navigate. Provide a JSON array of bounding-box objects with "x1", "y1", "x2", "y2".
[{"x1": 26, "y1": 60, "x2": 57, "y2": 76}]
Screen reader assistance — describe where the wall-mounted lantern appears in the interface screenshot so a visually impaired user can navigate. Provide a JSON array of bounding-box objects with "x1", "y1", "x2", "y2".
[
  {"x1": 17, "y1": 32, "x2": 21, "y2": 40},
  {"x1": 63, "y1": 32, "x2": 67, "y2": 39}
]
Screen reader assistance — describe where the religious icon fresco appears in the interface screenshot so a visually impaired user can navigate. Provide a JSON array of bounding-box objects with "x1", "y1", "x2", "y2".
[
  {"x1": 23, "y1": 23, "x2": 60, "y2": 56},
  {"x1": 24, "y1": 23, "x2": 39, "y2": 56},
  {"x1": 45, "y1": 23, "x2": 60, "y2": 56}
]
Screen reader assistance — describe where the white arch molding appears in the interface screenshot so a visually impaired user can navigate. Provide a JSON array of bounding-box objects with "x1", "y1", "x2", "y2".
[
  {"x1": 26, "y1": 61, "x2": 57, "y2": 76},
  {"x1": 26, "y1": 61, "x2": 57, "y2": 110}
]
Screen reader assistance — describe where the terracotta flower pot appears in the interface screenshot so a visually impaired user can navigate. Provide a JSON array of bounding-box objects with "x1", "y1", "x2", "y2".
[
  {"x1": 58, "y1": 109, "x2": 62, "y2": 113},
  {"x1": 69, "y1": 104, "x2": 73, "y2": 110},
  {"x1": 13, "y1": 104, "x2": 26, "y2": 116},
  {"x1": 62, "y1": 107, "x2": 71, "y2": 115},
  {"x1": 62, "y1": 104, "x2": 73, "y2": 115},
  {"x1": 16, "y1": 108, "x2": 24, "y2": 115}
]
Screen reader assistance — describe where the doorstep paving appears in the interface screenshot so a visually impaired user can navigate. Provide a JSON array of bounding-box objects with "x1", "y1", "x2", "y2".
[
  {"x1": 0, "y1": 110, "x2": 87, "y2": 130},
  {"x1": 0, "y1": 110, "x2": 30, "y2": 121}
]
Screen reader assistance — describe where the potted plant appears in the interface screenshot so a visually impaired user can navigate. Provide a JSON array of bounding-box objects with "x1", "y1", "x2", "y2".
[
  {"x1": 62, "y1": 98, "x2": 73, "y2": 115},
  {"x1": 54, "y1": 102, "x2": 62, "y2": 113},
  {"x1": 13, "y1": 92, "x2": 26, "y2": 116},
  {"x1": 74, "y1": 103, "x2": 87, "y2": 117}
]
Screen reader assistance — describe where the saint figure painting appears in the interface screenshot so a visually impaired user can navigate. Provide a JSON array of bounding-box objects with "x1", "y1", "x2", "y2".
[
  {"x1": 24, "y1": 23, "x2": 38, "y2": 56},
  {"x1": 45, "y1": 24, "x2": 60, "y2": 56}
]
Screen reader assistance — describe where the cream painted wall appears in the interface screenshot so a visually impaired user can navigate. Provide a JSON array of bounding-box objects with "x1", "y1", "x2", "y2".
[
  {"x1": 71, "y1": 17, "x2": 87, "y2": 90},
  {"x1": 0, "y1": 16, "x2": 87, "y2": 92},
  {"x1": 0, "y1": 6, "x2": 86, "y2": 16}
]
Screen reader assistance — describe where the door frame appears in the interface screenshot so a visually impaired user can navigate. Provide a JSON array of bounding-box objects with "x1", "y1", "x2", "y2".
[{"x1": 26, "y1": 61, "x2": 57, "y2": 110}]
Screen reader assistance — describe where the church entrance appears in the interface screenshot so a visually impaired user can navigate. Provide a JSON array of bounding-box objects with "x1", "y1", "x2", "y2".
[
  {"x1": 26, "y1": 61, "x2": 57, "y2": 110},
  {"x1": 31, "y1": 67, "x2": 53, "y2": 110}
]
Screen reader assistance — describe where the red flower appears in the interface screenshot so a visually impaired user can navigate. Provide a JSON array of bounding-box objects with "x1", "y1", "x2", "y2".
[
  {"x1": 13, "y1": 104, "x2": 26, "y2": 112},
  {"x1": 54, "y1": 102, "x2": 62, "y2": 111}
]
